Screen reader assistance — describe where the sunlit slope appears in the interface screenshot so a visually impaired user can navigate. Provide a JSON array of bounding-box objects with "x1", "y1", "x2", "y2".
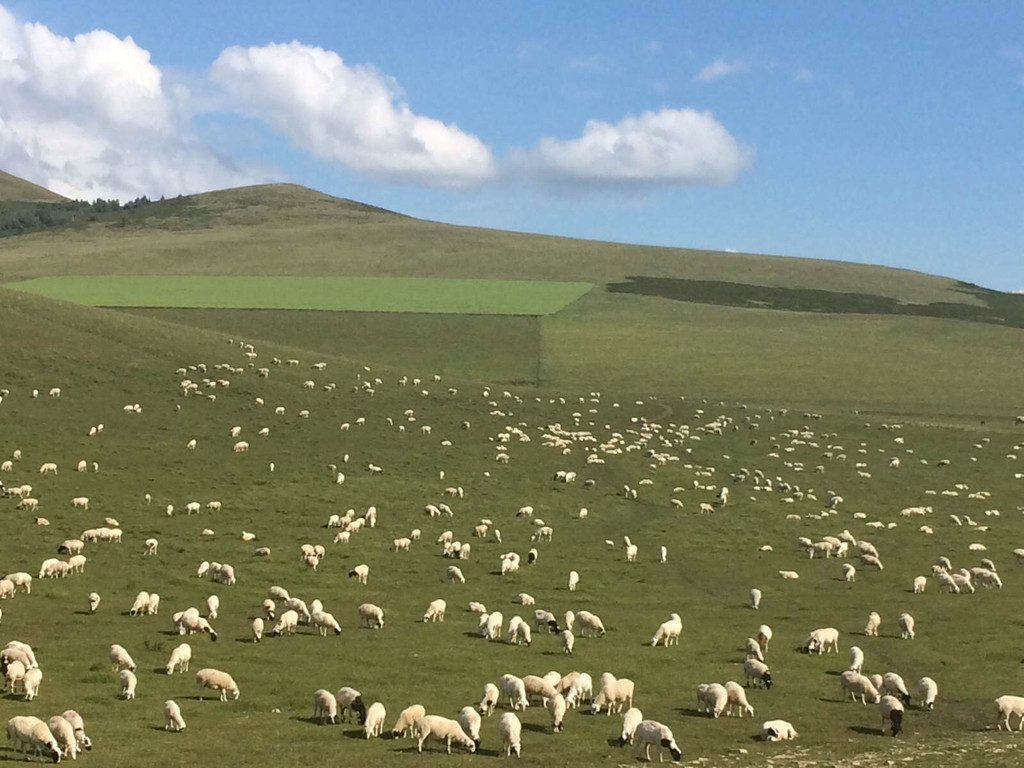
[{"x1": 0, "y1": 169, "x2": 67, "y2": 202}]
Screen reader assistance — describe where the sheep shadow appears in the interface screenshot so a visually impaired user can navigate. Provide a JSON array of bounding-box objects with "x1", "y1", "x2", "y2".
[
  {"x1": 73, "y1": 610, "x2": 94, "y2": 616},
  {"x1": 342, "y1": 728, "x2": 367, "y2": 739},
  {"x1": 824, "y1": 670, "x2": 842, "y2": 677},
  {"x1": 233, "y1": 638, "x2": 255, "y2": 644},
  {"x1": 151, "y1": 667, "x2": 169, "y2": 675},
  {"x1": 848, "y1": 725, "x2": 882, "y2": 736},
  {"x1": 521, "y1": 723, "x2": 547, "y2": 734},
  {"x1": 676, "y1": 707, "x2": 706, "y2": 719}
]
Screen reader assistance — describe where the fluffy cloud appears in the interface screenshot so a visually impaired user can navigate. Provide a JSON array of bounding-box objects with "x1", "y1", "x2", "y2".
[
  {"x1": 693, "y1": 58, "x2": 750, "y2": 82},
  {"x1": 507, "y1": 108, "x2": 753, "y2": 191},
  {"x1": 210, "y1": 41, "x2": 495, "y2": 189},
  {"x1": 0, "y1": 5, "x2": 262, "y2": 200}
]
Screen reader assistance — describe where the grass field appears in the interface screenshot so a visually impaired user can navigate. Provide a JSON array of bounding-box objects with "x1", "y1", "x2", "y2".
[
  {"x1": 1, "y1": 284, "x2": 1024, "y2": 767},
  {"x1": 6, "y1": 276, "x2": 592, "y2": 316}
]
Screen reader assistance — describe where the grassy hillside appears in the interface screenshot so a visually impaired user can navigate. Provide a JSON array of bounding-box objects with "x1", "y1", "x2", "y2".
[
  {"x1": 1, "y1": 286, "x2": 1024, "y2": 767},
  {"x1": 0, "y1": 170, "x2": 67, "y2": 203},
  {"x1": 1, "y1": 181, "x2": 1023, "y2": 418}
]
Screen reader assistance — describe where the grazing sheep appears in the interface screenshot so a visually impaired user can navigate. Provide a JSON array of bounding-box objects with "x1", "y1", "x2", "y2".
[
  {"x1": 415, "y1": 715, "x2": 477, "y2": 754},
  {"x1": 567, "y1": 571, "x2": 579, "y2": 592},
  {"x1": 743, "y1": 659, "x2": 773, "y2": 689},
  {"x1": 633, "y1": 720, "x2": 682, "y2": 762},
  {"x1": 840, "y1": 671, "x2": 881, "y2": 704},
  {"x1": 995, "y1": 695, "x2": 1024, "y2": 731},
  {"x1": 761, "y1": 719, "x2": 799, "y2": 741},
  {"x1": 364, "y1": 702, "x2": 386, "y2": 738},
  {"x1": 880, "y1": 695, "x2": 905, "y2": 736},
  {"x1": 592, "y1": 676, "x2": 635, "y2": 715},
  {"x1": 271, "y1": 609, "x2": 299, "y2": 636},
  {"x1": 898, "y1": 613, "x2": 915, "y2": 640},
  {"x1": 5, "y1": 716, "x2": 62, "y2": 763},
  {"x1": 651, "y1": 613, "x2": 683, "y2": 647},
  {"x1": 725, "y1": 680, "x2": 754, "y2": 717},
  {"x1": 882, "y1": 672, "x2": 912, "y2": 705},
  {"x1": 59, "y1": 710, "x2": 91, "y2": 753},
  {"x1": 119, "y1": 669, "x2": 138, "y2": 699},
  {"x1": 479, "y1": 683, "x2": 499, "y2": 715},
  {"x1": 109, "y1": 644, "x2": 136, "y2": 671},
  {"x1": 164, "y1": 700, "x2": 186, "y2": 732},
  {"x1": 803, "y1": 627, "x2": 840, "y2": 655},
  {"x1": 913, "y1": 576, "x2": 928, "y2": 594},
  {"x1": 757, "y1": 624, "x2": 773, "y2": 652},
  {"x1": 749, "y1": 588, "x2": 762, "y2": 610},
  {"x1": 561, "y1": 629, "x2": 575, "y2": 655},
  {"x1": 917, "y1": 677, "x2": 938, "y2": 710},
  {"x1": 698, "y1": 683, "x2": 729, "y2": 717},
  {"x1": 348, "y1": 564, "x2": 369, "y2": 584},
  {"x1": 21, "y1": 667, "x2": 42, "y2": 700},
  {"x1": 778, "y1": 570, "x2": 799, "y2": 580},
  {"x1": 196, "y1": 668, "x2": 240, "y2": 701},
  {"x1": 358, "y1": 603, "x2": 385, "y2": 629},
  {"x1": 457, "y1": 706, "x2": 482, "y2": 744},
  {"x1": 312, "y1": 689, "x2": 338, "y2": 724},
  {"x1": 843, "y1": 563, "x2": 856, "y2": 582},
  {"x1": 499, "y1": 674, "x2": 530, "y2": 711},
  {"x1": 166, "y1": 643, "x2": 192, "y2": 674},
  {"x1": 576, "y1": 610, "x2": 606, "y2": 637},
  {"x1": 392, "y1": 704, "x2": 426, "y2": 737},
  {"x1": 849, "y1": 646, "x2": 865, "y2": 674},
  {"x1": 744, "y1": 638, "x2": 764, "y2": 662},
  {"x1": 48, "y1": 715, "x2": 80, "y2": 758},
  {"x1": 619, "y1": 707, "x2": 644, "y2": 745},
  {"x1": 251, "y1": 618, "x2": 264, "y2": 643},
  {"x1": 88, "y1": 592, "x2": 101, "y2": 613},
  {"x1": 498, "y1": 712, "x2": 522, "y2": 757},
  {"x1": 864, "y1": 612, "x2": 881, "y2": 637}
]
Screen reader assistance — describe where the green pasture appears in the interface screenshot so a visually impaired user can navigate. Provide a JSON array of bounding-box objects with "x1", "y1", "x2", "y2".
[{"x1": 5, "y1": 276, "x2": 592, "y2": 316}]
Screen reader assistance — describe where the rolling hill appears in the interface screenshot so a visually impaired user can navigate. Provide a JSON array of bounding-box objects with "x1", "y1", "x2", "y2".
[{"x1": 0, "y1": 169, "x2": 68, "y2": 202}]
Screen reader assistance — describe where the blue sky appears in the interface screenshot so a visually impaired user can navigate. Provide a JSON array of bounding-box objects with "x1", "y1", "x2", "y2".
[{"x1": 2, "y1": 1, "x2": 1022, "y2": 290}]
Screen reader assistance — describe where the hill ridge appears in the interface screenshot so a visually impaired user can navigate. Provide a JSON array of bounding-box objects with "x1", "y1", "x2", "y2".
[{"x1": 0, "y1": 169, "x2": 67, "y2": 202}]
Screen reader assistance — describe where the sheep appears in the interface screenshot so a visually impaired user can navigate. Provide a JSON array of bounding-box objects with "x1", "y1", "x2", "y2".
[
  {"x1": 864, "y1": 611, "x2": 881, "y2": 637},
  {"x1": 415, "y1": 715, "x2": 477, "y2": 754},
  {"x1": 576, "y1": 610, "x2": 606, "y2": 638},
  {"x1": 335, "y1": 687, "x2": 367, "y2": 723},
  {"x1": 898, "y1": 612, "x2": 916, "y2": 640},
  {"x1": 143, "y1": 537, "x2": 159, "y2": 556},
  {"x1": 522, "y1": 675, "x2": 559, "y2": 705},
  {"x1": 882, "y1": 672, "x2": 912, "y2": 705},
  {"x1": 917, "y1": 677, "x2": 938, "y2": 710},
  {"x1": 21, "y1": 667, "x2": 42, "y2": 700},
  {"x1": 592, "y1": 676, "x2": 635, "y2": 715},
  {"x1": 725, "y1": 680, "x2": 755, "y2": 717},
  {"x1": 659, "y1": 545, "x2": 667, "y2": 562},
  {"x1": 364, "y1": 702, "x2": 386, "y2": 738},
  {"x1": 48, "y1": 715, "x2": 80, "y2": 759},
  {"x1": 358, "y1": 603, "x2": 385, "y2": 629},
  {"x1": 843, "y1": 563, "x2": 856, "y2": 582},
  {"x1": 880, "y1": 695, "x2": 905, "y2": 736},
  {"x1": 749, "y1": 588, "x2": 762, "y2": 610},
  {"x1": 756, "y1": 624, "x2": 773, "y2": 652},
  {"x1": 130, "y1": 591, "x2": 152, "y2": 616},
  {"x1": 4, "y1": 572, "x2": 32, "y2": 594},
  {"x1": 565, "y1": 673, "x2": 593, "y2": 709},
  {"x1": 568, "y1": 571, "x2": 579, "y2": 592},
  {"x1": 761, "y1": 719, "x2": 799, "y2": 741},
  {"x1": 88, "y1": 592, "x2": 101, "y2": 613},
  {"x1": 70, "y1": 496, "x2": 89, "y2": 510},
  {"x1": 109, "y1": 644, "x2": 136, "y2": 671},
  {"x1": 497, "y1": 712, "x2": 522, "y2": 757},
  {"x1": 5, "y1": 716, "x2": 62, "y2": 763},
  {"x1": 533, "y1": 610, "x2": 558, "y2": 633},
  {"x1": 633, "y1": 720, "x2": 682, "y2": 762},
  {"x1": 840, "y1": 670, "x2": 881, "y2": 704},
  {"x1": 59, "y1": 710, "x2": 91, "y2": 753},
  {"x1": 499, "y1": 674, "x2": 529, "y2": 711},
  {"x1": 251, "y1": 618, "x2": 264, "y2": 643},
  {"x1": 166, "y1": 643, "x2": 192, "y2": 674},
  {"x1": 313, "y1": 610, "x2": 342, "y2": 636},
  {"x1": 564, "y1": 610, "x2": 575, "y2": 633},
  {"x1": 39, "y1": 462, "x2": 57, "y2": 475},
  {"x1": 545, "y1": 693, "x2": 567, "y2": 732},
  {"x1": 2, "y1": 659, "x2": 26, "y2": 694},
  {"x1": 698, "y1": 683, "x2": 729, "y2": 717},
  {"x1": 619, "y1": 707, "x2": 644, "y2": 745},
  {"x1": 457, "y1": 706, "x2": 482, "y2": 745},
  {"x1": 778, "y1": 570, "x2": 799, "y2": 580},
  {"x1": 479, "y1": 683, "x2": 499, "y2": 715},
  {"x1": 120, "y1": 668, "x2": 138, "y2": 699},
  {"x1": 803, "y1": 627, "x2": 840, "y2": 655},
  {"x1": 849, "y1": 646, "x2": 865, "y2": 674},
  {"x1": 196, "y1": 668, "x2": 240, "y2": 701},
  {"x1": 651, "y1": 613, "x2": 682, "y2": 647},
  {"x1": 393, "y1": 537, "x2": 412, "y2": 552},
  {"x1": 743, "y1": 659, "x2": 773, "y2": 689},
  {"x1": 484, "y1": 612, "x2": 504, "y2": 641},
  {"x1": 745, "y1": 638, "x2": 764, "y2": 662},
  {"x1": 995, "y1": 695, "x2": 1024, "y2": 730},
  {"x1": 561, "y1": 629, "x2": 575, "y2": 655},
  {"x1": 164, "y1": 700, "x2": 187, "y2": 732},
  {"x1": 913, "y1": 576, "x2": 928, "y2": 594},
  {"x1": 271, "y1": 610, "x2": 299, "y2": 636},
  {"x1": 392, "y1": 704, "x2": 427, "y2": 737}
]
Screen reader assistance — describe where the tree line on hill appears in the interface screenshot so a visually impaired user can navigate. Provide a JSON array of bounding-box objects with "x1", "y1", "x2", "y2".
[{"x1": 0, "y1": 195, "x2": 176, "y2": 236}]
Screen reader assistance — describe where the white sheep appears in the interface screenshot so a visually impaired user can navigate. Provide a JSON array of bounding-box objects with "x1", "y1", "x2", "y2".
[
  {"x1": 761, "y1": 719, "x2": 798, "y2": 741},
  {"x1": 843, "y1": 563, "x2": 856, "y2": 582},
  {"x1": 633, "y1": 720, "x2": 682, "y2": 762},
  {"x1": 840, "y1": 670, "x2": 881, "y2": 704},
  {"x1": 415, "y1": 715, "x2": 477, "y2": 754},
  {"x1": 271, "y1": 609, "x2": 299, "y2": 636},
  {"x1": 743, "y1": 659, "x2": 773, "y2": 689},
  {"x1": 568, "y1": 571, "x2": 579, "y2": 592},
  {"x1": 498, "y1": 712, "x2": 522, "y2": 757},
  {"x1": 565, "y1": 673, "x2": 593, "y2": 709},
  {"x1": 313, "y1": 610, "x2": 342, "y2": 636},
  {"x1": 21, "y1": 667, "x2": 42, "y2": 700},
  {"x1": 48, "y1": 714, "x2": 80, "y2": 758},
  {"x1": 898, "y1": 612, "x2": 915, "y2": 640},
  {"x1": 698, "y1": 683, "x2": 729, "y2": 717},
  {"x1": 59, "y1": 710, "x2": 91, "y2": 753},
  {"x1": 358, "y1": 603, "x2": 384, "y2": 629},
  {"x1": 561, "y1": 629, "x2": 575, "y2": 655},
  {"x1": 849, "y1": 646, "x2": 864, "y2": 674},
  {"x1": 576, "y1": 610, "x2": 606, "y2": 637},
  {"x1": 109, "y1": 644, "x2": 136, "y2": 671},
  {"x1": 479, "y1": 683, "x2": 499, "y2": 715},
  {"x1": 651, "y1": 613, "x2": 683, "y2": 647},
  {"x1": 166, "y1": 643, "x2": 192, "y2": 674},
  {"x1": 5, "y1": 716, "x2": 61, "y2": 762},
  {"x1": 757, "y1": 624, "x2": 773, "y2": 652},
  {"x1": 252, "y1": 618, "x2": 264, "y2": 643},
  {"x1": 917, "y1": 676, "x2": 938, "y2": 710},
  {"x1": 749, "y1": 588, "x2": 762, "y2": 610},
  {"x1": 619, "y1": 707, "x2": 644, "y2": 745},
  {"x1": 880, "y1": 694, "x2": 905, "y2": 736},
  {"x1": 913, "y1": 576, "x2": 928, "y2": 594},
  {"x1": 164, "y1": 700, "x2": 187, "y2": 731},
  {"x1": 778, "y1": 570, "x2": 799, "y2": 580},
  {"x1": 864, "y1": 611, "x2": 881, "y2": 637},
  {"x1": 196, "y1": 668, "x2": 240, "y2": 700},
  {"x1": 119, "y1": 669, "x2": 138, "y2": 699},
  {"x1": 364, "y1": 702, "x2": 386, "y2": 738},
  {"x1": 499, "y1": 674, "x2": 529, "y2": 711},
  {"x1": 484, "y1": 611, "x2": 504, "y2": 641},
  {"x1": 882, "y1": 672, "x2": 912, "y2": 704},
  {"x1": 725, "y1": 680, "x2": 754, "y2": 717},
  {"x1": 392, "y1": 704, "x2": 426, "y2": 736},
  {"x1": 803, "y1": 627, "x2": 840, "y2": 654},
  {"x1": 457, "y1": 706, "x2": 482, "y2": 744},
  {"x1": 995, "y1": 695, "x2": 1024, "y2": 730},
  {"x1": 348, "y1": 564, "x2": 369, "y2": 584},
  {"x1": 592, "y1": 675, "x2": 635, "y2": 715}
]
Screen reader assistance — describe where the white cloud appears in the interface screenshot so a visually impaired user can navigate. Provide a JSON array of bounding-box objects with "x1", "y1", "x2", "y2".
[
  {"x1": 507, "y1": 108, "x2": 753, "y2": 191},
  {"x1": 0, "y1": 4, "x2": 263, "y2": 200},
  {"x1": 210, "y1": 41, "x2": 495, "y2": 189},
  {"x1": 693, "y1": 58, "x2": 749, "y2": 82}
]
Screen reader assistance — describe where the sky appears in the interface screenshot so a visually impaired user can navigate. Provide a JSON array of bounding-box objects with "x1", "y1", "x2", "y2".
[{"x1": 0, "y1": 1, "x2": 1022, "y2": 291}]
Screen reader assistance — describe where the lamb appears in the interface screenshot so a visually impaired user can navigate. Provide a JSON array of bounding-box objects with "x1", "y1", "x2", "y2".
[
  {"x1": 864, "y1": 611, "x2": 881, "y2": 637},
  {"x1": 757, "y1": 624, "x2": 773, "y2": 652},
  {"x1": 392, "y1": 704, "x2": 426, "y2": 737},
  {"x1": 109, "y1": 644, "x2": 137, "y2": 671},
  {"x1": 576, "y1": 610, "x2": 606, "y2": 637},
  {"x1": 364, "y1": 702, "x2": 386, "y2": 738},
  {"x1": 348, "y1": 564, "x2": 369, "y2": 584},
  {"x1": 699, "y1": 683, "x2": 729, "y2": 717},
  {"x1": 843, "y1": 563, "x2": 856, "y2": 582},
  {"x1": 497, "y1": 712, "x2": 522, "y2": 757},
  {"x1": 312, "y1": 610, "x2": 342, "y2": 636},
  {"x1": 880, "y1": 694, "x2": 905, "y2": 736},
  {"x1": 882, "y1": 672, "x2": 911, "y2": 705},
  {"x1": 651, "y1": 613, "x2": 683, "y2": 647},
  {"x1": 745, "y1": 638, "x2": 764, "y2": 662},
  {"x1": 358, "y1": 603, "x2": 385, "y2": 629},
  {"x1": 743, "y1": 659, "x2": 773, "y2": 689},
  {"x1": 840, "y1": 670, "x2": 881, "y2": 704},
  {"x1": 592, "y1": 676, "x2": 635, "y2": 715},
  {"x1": 913, "y1": 576, "x2": 928, "y2": 594},
  {"x1": 633, "y1": 720, "x2": 682, "y2": 762},
  {"x1": 196, "y1": 668, "x2": 240, "y2": 700},
  {"x1": 565, "y1": 673, "x2": 594, "y2": 709},
  {"x1": 725, "y1": 680, "x2": 754, "y2": 717},
  {"x1": 5, "y1": 716, "x2": 61, "y2": 763},
  {"x1": 803, "y1": 627, "x2": 840, "y2": 655},
  {"x1": 479, "y1": 683, "x2": 499, "y2": 715},
  {"x1": 120, "y1": 668, "x2": 138, "y2": 699},
  {"x1": 415, "y1": 715, "x2": 477, "y2": 754},
  {"x1": 995, "y1": 695, "x2": 1024, "y2": 730},
  {"x1": 561, "y1": 629, "x2": 575, "y2": 655},
  {"x1": 898, "y1": 612, "x2": 916, "y2": 640},
  {"x1": 619, "y1": 707, "x2": 644, "y2": 745},
  {"x1": 48, "y1": 714, "x2": 80, "y2": 758},
  {"x1": 917, "y1": 677, "x2": 938, "y2": 710},
  {"x1": 457, "y1": 706, "x2": 482, "y2": 744},
  {"x1": 166, "y1": 643, "x2": 192, "y2": 674},
  {"x1": 271, "y1": 609, "x2": 300, "y2": 636},
  {"x1": 251, "y1": 618, "x2": 264, "y2": 643},
  {"x1": 849, "y1": 646, "x2": 864, "y2": 674},
  {"x1": 750, "y1": 588, "x2": 762, "y2": 610},
  {"x1": 21, "y1": 667, "x2": 42, "y2": 700},
  {"x1": 499, "y1": 674, "x2": 530, "y2": 711},
  {"x1": 761, "y1": 719, "x2": 798, "y2": 741},
  {"x1": 164, "y1": 700, "x2": 187, "y2": 732}
]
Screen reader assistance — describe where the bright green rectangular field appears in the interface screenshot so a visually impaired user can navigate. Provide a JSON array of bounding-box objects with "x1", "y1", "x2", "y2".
[{"x1": 5, "y1": 275, "x2": 592, "y2": 315}]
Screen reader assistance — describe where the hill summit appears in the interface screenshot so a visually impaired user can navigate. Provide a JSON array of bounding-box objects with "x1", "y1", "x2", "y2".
[{"x1": 0, "y1": 170, "x2": 67, "y2": 203}]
